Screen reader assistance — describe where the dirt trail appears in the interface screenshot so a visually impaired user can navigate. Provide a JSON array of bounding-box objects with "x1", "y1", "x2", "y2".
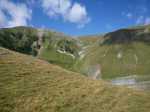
[
  {"x1": 87, "y1": 64, "x2": 101, "y2": 79},
  {"x1": 93, "y1": 67, "x2": 101, "y2": 79}
]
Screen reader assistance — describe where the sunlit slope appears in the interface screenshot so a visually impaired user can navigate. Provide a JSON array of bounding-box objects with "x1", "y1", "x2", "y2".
[
  {"x1": 0, "y1": 25, "x2": 150, "y2": 80},
  {"x1": 78, "y1": 35, "x2": 103, "y2": 45},
  {"x1": 80, "y1": 42, "x2": 150, "y2": 79},
  {"x1": 38, "y1": 37, "x2": 80, "y2": 70},
  {"x1": 0, "y1": 26, "x2": 81, "y2": 70},
  {"x1": 78, "y1": 25, "x2": 150, "y2": 79},
  {"x1": 0, "y1": 47, "x2": 150, "y2": 112}
]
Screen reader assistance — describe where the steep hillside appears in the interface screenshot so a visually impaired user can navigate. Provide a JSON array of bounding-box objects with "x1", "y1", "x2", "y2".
[
  {"x1": 80, "y1": 42, "x2": 150, "y2": 78},
  {"x1": 0, "y1": 25, "x2": 150, "y2": 89},
  {"x1": 0, "y1": 26, "x2": 38, "y2": 55},
  {"x1": 0, "y1": 47, "x2": 150, "y2": 112},
  {"x1": 77, "y1": 25, "x2": 150, "y2": 90},
  {"x1": 103, "y1": 25, "x2": 150, "y2": 44},
  {"x1": 0, "y1": 26, "x2": 81, "y2": 70}
]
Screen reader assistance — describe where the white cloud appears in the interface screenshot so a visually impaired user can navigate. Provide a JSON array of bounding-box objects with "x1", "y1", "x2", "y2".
[
  {"x1": 26, "y1": 0, "x2": 36, "y2": 5},
  {"x1": 136, "y1": 16, "x2": 150, "y2": 25},
  {"x1": 42, "y1": 0, "x2": 71, "y2": 17},
  {"x1": 145, "y1": 17, "x2": 150, "y2": 25},
  {"x1": 41, "y1": 0, "x2": 90, "y2": 28},
  {"x1": 126, "y1": 13, "x2": 133, "y2": 19},
  {"x1": 136, "y1": 16, "x2": 144, "y2": 24},
  {"x1": 0, "y1": 10, "x2": 7, "y2": 27},
  {"x1": 0, "y1": 0, "x2": 32, "y2": 28},
  {"x1": 122, "y1": 3, "x2": 150, "y2": 26},
  {"x1": 122, "y1": 12, "x2": 133, "y2": 19},
  {"x1": 65, "y1": 3, "x2": 90, "y2": 25}
]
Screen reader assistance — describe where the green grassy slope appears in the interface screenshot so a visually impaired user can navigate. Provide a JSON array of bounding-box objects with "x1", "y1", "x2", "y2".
[
  {"x1": 79, "y1": 42, "x2": 150, "y2": 79},
  {"x1": 0, "y1": 26, "x2": 81, "y2": 70},
  {"x1": 78, "y1": 35, "x2": 102, "y2": 45},
  {"x1": 77, "y1": 25, "x2": 150, "y2": 79},
  {"x1": 39, "y1": 44, "x2": 76, "y2": 70},
  {"x1": 38, "y1": 37, "x2": 81, "y2": 70},
  {"x1": 0, "y1": 25, "x2": 150, "y2": 80},
  {"x1": 0, "y1": 26, "x2": 38, "y2": 55},
  {"x1": 0, "y1": 47, "x2": 150, "y2": 112}
]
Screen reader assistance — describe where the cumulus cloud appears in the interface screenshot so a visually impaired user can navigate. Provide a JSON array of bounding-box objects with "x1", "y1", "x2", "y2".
[
  {"x1": 41, "y1": 0, "x2": 90, "y2": 28},
  {"x1": 65, "y1": 3, "x2": 90, "y2": 28},
  {"x1": 42, "y1": 0, "x2": 71, "y2": 17},
  {"x1": 0, "y1": 0, "x2": 32, "y2": 28}
]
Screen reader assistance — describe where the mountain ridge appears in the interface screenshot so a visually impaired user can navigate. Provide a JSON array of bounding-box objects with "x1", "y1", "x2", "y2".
[{"x1": 0, "y1": 25, "x2": 150, "y2": 81}]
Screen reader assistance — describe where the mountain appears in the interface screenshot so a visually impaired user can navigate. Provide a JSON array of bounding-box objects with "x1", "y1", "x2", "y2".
[
  {"x1": 0, "y1": 25, "x2": 150, "y2": 90},
  {"x1": 0, "y1": 26, "x2": 81, "y2": 70},
  {"x1": 0, "y1": 47, "x2": 150, "y2": 112},
  {"x1": 73, "y1": 25, "x2": 150, "y2": 91},
  {"x1": 103, "y1": 25, "x2": 150, "y2": 44}
]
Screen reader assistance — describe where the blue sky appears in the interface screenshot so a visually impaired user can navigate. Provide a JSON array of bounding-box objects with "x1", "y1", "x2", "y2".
[{"x1": 0, "y1": 0, "x2": 150, "y2": 36}]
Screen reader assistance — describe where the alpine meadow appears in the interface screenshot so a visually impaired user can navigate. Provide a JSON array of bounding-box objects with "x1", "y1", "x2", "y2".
[{"x1": 0, "y1": 0, "x2": 150, "y2": 112}]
